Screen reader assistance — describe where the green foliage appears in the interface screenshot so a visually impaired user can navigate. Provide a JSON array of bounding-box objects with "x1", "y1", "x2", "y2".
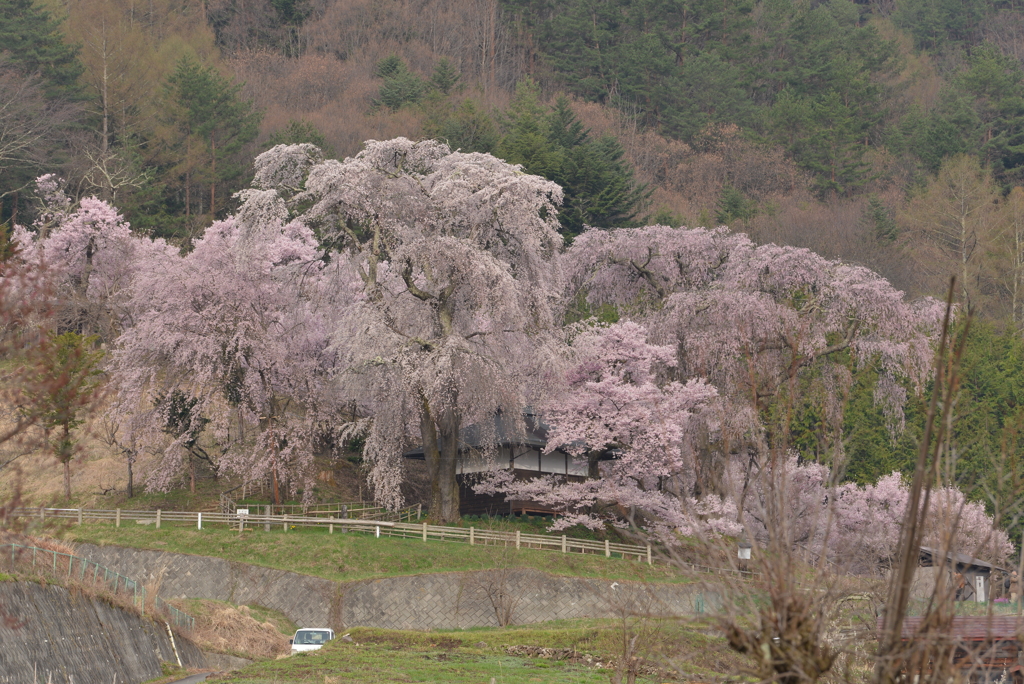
[
  {"x1": 496, "y1": 85, "x2": 649, "y2": 237},
  {"x1": 266, "y1": 119, "x2": 333, "y2": 157},
  {"x1": 159, "y1": 55, "x2": 262, "y2": 232},
  {"x1": 0, "y1": 0, "x2": 84, "y2": 224},
  {"x1": 21, "y1": 331, "x2": 104, "y2": 499},
  {"x1": 0, "y1": 0, "x2": 83, "y2": 99},
  {"x1": 647, "y1": 206, "x2": 686, "y2": 228},
  {"x1": 841, "y1": 369, "x2": 920, "y2": 485},
  {"x1": 715, "y1": 185, "x2": 757, "y2": 225},
  {"x1": 953, "y1": 44, "x2": 1024, "y2": 189},
  {"x1": 28, "y1": 331, "x2": 104, "y2": 458},
  {"x1": 421, "y1": 97, "x2": 500, "y2": 154},
  {"x1": 429, "y1": 58, "x2": 461, "y2": 95},
  {"x1": 508, "y1": 0, "x2": 898, "y2": 196},
  {"x1": 374, "y1": 57, "x2": 426, "y2": 111},
  {"x1": 374, "y1": 55, "x2": 405, "y2": 80},
  {"x1": 866, "y1": 195, "x2": 898, "y2": 242},
  {"x1": 946, "y1": 322, "x2": 1024, "y2": 537},
  {"x1": 893, "y1": 0, "x2": 986, "y2": 52}
]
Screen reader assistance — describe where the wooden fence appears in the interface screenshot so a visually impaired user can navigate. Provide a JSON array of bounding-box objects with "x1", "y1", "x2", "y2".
[
  {"x1": 219, "y1": 499, "x2": 422, "y2": 522},
  {"x1": 9, "y1": 507, "x2": 758, "y2": 577}
]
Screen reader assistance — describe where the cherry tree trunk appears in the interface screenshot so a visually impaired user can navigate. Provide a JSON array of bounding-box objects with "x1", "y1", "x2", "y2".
[{"x1": 420, "y1": 398, "x2": 461, "y2": 523}]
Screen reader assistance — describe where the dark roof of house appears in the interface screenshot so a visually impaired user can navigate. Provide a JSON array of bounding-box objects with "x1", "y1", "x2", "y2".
[
  {"x1": 919, "y1": 546, "x2": 1007, "y2": 573},
  {"x1": 880, "y1": 616, "x2": 1024, "y2": 640}
]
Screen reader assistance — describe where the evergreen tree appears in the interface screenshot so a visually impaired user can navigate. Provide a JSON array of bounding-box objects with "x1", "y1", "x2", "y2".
[
  {"x1": 716, "y1": 185, "x2": 757, "y2": 225},
  {"x1": 497, "y1": 86, "x2": 648, "y2": 237},
  {"x1": 429, "y1": 58, "x2": 461, "y2": 95},
  {"x1": 422, "y1": 97, "x2": 500, "y2": 154},
  {"x1": 22, "y1": 331, "x2": 104, "y2": 501},
  {"x1": 0, "y1": 0, "x2": 84, "y2": 224},
  {"x1": 0, "y1": 0, "x2": 83, "y2": 99},
  {"x1": 161, "y1": 55, "x2": 261, "y2": 231},
  {"x1": 374, "y1": 57, "x2": 426, "y2": 111},
  {"x1": 266, "y1": 119, "x2": 333, "y2": 157}
]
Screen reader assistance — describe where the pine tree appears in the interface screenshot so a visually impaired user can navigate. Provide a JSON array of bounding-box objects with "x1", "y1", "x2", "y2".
[
  {"x1": 0, "y1": 0, "x2": 84, "y2": 224},
  {"x1": 0, "y1": 0, "x2": 83, "y2": 99},
  {"x1": 162, "y1": 56, "x2": 261, "y2": 228},
  {"x1": 497, "y1": 87, "x2": 648, "y2": 237}
]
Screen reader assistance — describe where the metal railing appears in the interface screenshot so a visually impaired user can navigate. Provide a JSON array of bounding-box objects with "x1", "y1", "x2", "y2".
[{"x1": 0, "y1": 542, "x2": 194, "y2": 630}]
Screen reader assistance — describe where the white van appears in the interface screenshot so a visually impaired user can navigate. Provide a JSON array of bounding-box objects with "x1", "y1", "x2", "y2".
[{"x1": 290, "y1": 628, "x2": 335, "y2": 654}]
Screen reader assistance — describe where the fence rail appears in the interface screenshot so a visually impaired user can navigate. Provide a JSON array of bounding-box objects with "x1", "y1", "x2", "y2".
[
  {"x1": 0, "y1": 542, "x2": 194, "y2": 630},
  {"x1": 220, "y1": 500, "x2": 421, "y2": 522},
  {"x1": 8, "y1": 507, "x2": 759, "y2": 578}
]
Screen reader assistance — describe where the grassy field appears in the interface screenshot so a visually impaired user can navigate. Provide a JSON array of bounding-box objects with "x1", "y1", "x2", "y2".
[
  {"x1": 205, "y1": 619, "x2": 747, "y2": 684},
  {"x1": 60, "y1": 523, "x2": 690, "y2": 584}
]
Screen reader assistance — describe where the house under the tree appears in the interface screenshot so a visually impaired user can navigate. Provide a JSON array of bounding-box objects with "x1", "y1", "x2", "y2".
[{"x1": 403, "y1": 410, "x2": 614, "y2": 516}]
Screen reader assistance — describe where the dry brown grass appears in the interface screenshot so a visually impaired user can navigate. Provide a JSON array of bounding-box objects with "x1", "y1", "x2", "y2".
[{"x1": 183, "y1": 600, "x2": 290, "y2": 658}]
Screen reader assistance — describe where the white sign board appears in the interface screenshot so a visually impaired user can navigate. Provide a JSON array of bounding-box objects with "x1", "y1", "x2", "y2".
[
  {"x1": 975, "y1": 575, "x2": 986, "y2": 603},
  {"x1": 236, "y1": 508, "x2": 249, "y2": 516}
]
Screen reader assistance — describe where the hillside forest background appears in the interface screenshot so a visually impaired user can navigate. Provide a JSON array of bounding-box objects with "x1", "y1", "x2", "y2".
[{"x1": 9, "y1": 0, "x2": 1024, "y2": 528}]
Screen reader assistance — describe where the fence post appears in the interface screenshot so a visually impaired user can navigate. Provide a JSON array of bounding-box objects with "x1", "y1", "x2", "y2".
[
  {"x1": 77, "y1": 509, "x2": 82, "y2": 525},
  {"x1": 647, "y1": 545, "x2": 652, "y2": 565},
  {"x1": 561, "y1": 535, "x2": 566, "y2": 553},
  {"x1": 116, "y1": 508, "x2": 121, "y2": 528},
  {"x1": 265, "y1": 505, "x2": 271, "y2": 532},
  {"x1": 516, "y1": 530, "x2": 521, "y2": 550},
  {"x1": 417, "y1": 503, "x2": 422, "y2": 520},
  {"x1": 605, "y1": 539, "x2": 610, "y2": 558},
  {"x1": 283, "y1": 516, "x2": 288, "y2": 532},
  {"x1": 469, "y1": 527, "x2": 474, "y2": 545},
  {"x1": 156, "y1": 509, "x2": 161, "y2": 529},
  {"x1": 375, "y1": 525, "x2": 380, "y2": 538},
  {"x1": 197, "y1": 512, "x2": 202, "y2": 530},
  {"x1": 329, "y1": 523, "x2": 333, "y2": 535},
  {"x1": 422, "y1": 522, "x2": 427, "y2": 542}
]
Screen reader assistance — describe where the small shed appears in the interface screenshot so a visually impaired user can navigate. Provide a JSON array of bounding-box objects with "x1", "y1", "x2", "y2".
[
  {"x1": 882, "y1": 615, "x2": 1024, "y2": 683},
  {"x1": 919, "y1": 547, "x2": 1008, "y2": 603}
]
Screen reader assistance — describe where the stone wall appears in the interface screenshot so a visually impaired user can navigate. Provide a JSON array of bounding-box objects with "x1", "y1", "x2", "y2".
[
  {"x1": 343, "y1": 569, "x2": 714, "y2": 630},
  {"x1": 76, "y1": 543, "x2": 340, "y2": 628},
  {"x1": 76, "y1": 544, "x2": 715, "y2": 631},
  {"x1": 0, "y1": 581, "x2": 206, "y2": 684}
]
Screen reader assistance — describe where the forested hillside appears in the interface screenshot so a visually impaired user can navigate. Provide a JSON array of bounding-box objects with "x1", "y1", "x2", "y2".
[{"x1": 6, "y1": 0, "x2": 1024, "y2": 530}]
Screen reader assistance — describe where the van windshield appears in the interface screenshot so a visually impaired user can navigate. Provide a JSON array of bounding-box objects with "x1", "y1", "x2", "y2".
[{"x1": 294, "y1": 630, "x2": 332, "y2": 645}]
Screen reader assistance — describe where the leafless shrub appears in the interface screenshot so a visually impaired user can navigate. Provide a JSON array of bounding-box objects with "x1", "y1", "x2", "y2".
[
  {"x1": 458, "y1": 524, "x2": 538, "y2": 627},
  {"x1": 599, "y1": 578, "x2": 668, "y2": 684}
]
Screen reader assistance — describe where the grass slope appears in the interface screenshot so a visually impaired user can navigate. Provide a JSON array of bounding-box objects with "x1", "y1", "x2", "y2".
[
  {"x1": 62, "y1": 523, "x2": 689, "y2": 584},
  {"x1": 206, "y1": 620, "x2": 747, "y2": 684}
]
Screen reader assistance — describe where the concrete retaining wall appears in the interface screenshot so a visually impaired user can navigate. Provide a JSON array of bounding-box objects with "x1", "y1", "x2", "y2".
[
  {"x1": 76, "y1": 543, "x2": 340, "y2": 629},
  {"x1": 0, "y1": 581, "x2": 206, "y2": 684},
  {"x1": 76, "y1": 544, "x2": 714, "y2": 631}
]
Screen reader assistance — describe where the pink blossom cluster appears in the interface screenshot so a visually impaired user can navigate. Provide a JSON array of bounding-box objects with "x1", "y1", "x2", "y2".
[{"x1": 13, "y1": 144, "x2": 994, "y2": 549}]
